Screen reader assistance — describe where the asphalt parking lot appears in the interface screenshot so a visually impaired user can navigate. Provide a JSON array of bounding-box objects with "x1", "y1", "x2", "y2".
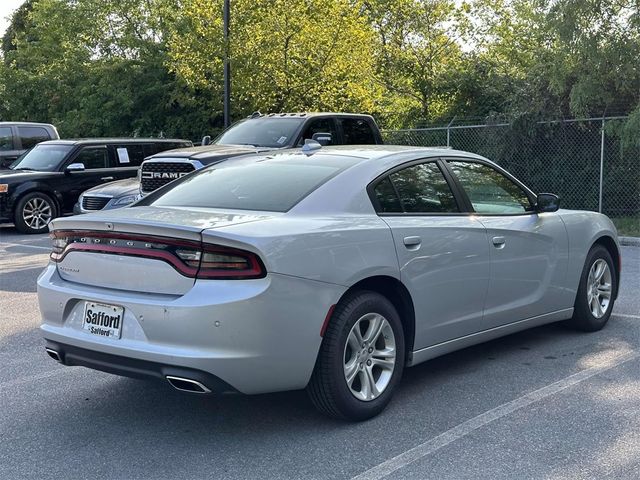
[{"x1": 1, "y1": 224, "x2": 639, "y2": 480}]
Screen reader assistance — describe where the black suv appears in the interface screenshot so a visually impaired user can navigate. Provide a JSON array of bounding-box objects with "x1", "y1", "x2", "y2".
[
  {"x1": 0, "y1": 138, "x2": 191, "y2": 233},
  {"x1": 0, "y1": 122, "x2": 59, "y2": 168}
]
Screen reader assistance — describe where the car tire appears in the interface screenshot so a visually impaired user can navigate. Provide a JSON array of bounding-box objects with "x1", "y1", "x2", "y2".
[
  {"x1": 307, "y1": 290, "x2": 405, "y2": 421},
  {"x1": 14, "y1": 192, "x2": 57, "y2": 234},
  {"x1": 567, "y1": 244, "x2": 617, "y2": 332}
]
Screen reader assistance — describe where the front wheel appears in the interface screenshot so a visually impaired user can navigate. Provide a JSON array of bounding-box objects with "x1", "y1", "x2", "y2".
[
  {"x1": 307, "y1": 291, "x2": 405, "y2": 421},
  {"x1": 567, "y1": 245, "x2": 617, "y2": 332},
  {"x1": 14, "y1": 192, "x2": 57, "y2": 234}
]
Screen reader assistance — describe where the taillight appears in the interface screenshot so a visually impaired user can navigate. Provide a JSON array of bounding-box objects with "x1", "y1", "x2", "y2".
[{"x1": 50, "y1": 230, "x2": 265, "y2": 280}]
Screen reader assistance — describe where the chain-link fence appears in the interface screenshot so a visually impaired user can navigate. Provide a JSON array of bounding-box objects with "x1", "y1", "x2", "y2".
[{"x1": 384, "y1": 117, "x2": 640, "y2": 232}]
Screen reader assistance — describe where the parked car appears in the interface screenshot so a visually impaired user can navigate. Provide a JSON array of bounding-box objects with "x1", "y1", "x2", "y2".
[
  {"x1": 39, "y1": 146, "x2": 620, "y2": 420},
  {"x1": 0, "y1": 122, "x2": 59, "y2": 168},
  {"x1": 76, "y1": 112, "x2": 383, "y2": 213},
  {"x1": 0, "y1": 138, "x2": 191, "y2": 233}
]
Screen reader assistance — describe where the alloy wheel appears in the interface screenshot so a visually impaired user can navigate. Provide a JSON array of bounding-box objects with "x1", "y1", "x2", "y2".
[
  {"x1": 587, "y1": 258, "x2": 612, "y2": 319},
  {"x1": 22, "y1": 197, "x2": 53, "y2": 231},
  {"x1": 343, "y1": 312, "x2": 396, "y2": 401}
]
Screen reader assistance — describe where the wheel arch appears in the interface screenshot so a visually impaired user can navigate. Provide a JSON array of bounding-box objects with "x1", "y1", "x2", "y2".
[
  {"x1": 13, "y1": 185, "x2": 62, "y2": 217},
  {"x1": 338, "y1": 275, "x2": 415, "y2": 362},
  {"x1": 593, "y1": 235, "x2": 621, "y2": 299}
]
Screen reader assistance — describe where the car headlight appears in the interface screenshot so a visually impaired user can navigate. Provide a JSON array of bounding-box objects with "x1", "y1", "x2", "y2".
[
  {"x1": 112, "y1": 194, "x2": 139, "y2": 206},
  {"x1": 0, "y1": 184, "x2": 8, "y2": 193}
]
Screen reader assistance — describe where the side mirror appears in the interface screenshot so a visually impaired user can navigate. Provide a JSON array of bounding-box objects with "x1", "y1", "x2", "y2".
[
  {"x1": 311, "y1": 132, "x2": 332, "y2": 146},
  {"x1": 65, "y1": 163, "x2": 85, "y2": 173},
  {"x1": 536, "y1": 193, "x2": 560, "y2": 213},
  {"x1": 201, "y1": 135, "x2": 211, "y2": 146}
]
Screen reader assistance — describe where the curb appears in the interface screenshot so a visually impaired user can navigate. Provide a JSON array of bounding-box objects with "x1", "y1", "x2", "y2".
[{"x1": 620, "y1": 236, "x2": 640, "y2": 247}]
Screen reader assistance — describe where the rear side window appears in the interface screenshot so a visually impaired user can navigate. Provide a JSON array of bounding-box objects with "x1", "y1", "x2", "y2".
[
  {"x1": 339, "y1": 118, "x2": 376, "y2": 144},
  {"x1": 18, "y1": 126, "x2": 50, "y2": 149},
  {"x1": 75, "y1": 147, "x2": 109, "y2": 169},
  {"x1": 373, "y1": 162, "x2": 458, "y2": 213},
  {"x1": 115, "y1": 144, "x2": 145, "y2": 166},
  {"x1": 0, "y1": 127, "x2": 13, "y2": 150},
  {"x1": 147, "y1": 154, "x2": 358, "y2": 212}
]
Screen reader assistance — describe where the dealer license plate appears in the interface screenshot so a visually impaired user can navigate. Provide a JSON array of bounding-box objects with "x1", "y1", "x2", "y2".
[{"x1": 82, "y1": 301, "x2": 124, "y2": 339}]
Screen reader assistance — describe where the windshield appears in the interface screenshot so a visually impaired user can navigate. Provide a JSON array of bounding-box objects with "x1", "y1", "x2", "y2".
[
  {"x1": 10, "y1": 144, "x2": 73, "y2": 171},
  {"x1": 215, "y1": 118, "x2": 304, "y2": 148},
  {"x1": 144, "y1": 154, "x2": 358, "y2": 212}
]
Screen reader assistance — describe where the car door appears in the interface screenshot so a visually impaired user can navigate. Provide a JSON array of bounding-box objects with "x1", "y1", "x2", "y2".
[
  {"x1": 371, "y1": 158, "x2": 491, "y2": 349},
  {"x1": 444, "y1": 159, "x2": 569, "y2": 328},
  {"x1": 59, "y1": 146, "x2": 115, "y2": 211}
]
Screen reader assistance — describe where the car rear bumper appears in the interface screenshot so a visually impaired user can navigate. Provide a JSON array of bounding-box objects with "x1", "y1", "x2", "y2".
[{"x1": 38, "y1": 264, "x2": 345, "y2": 394}]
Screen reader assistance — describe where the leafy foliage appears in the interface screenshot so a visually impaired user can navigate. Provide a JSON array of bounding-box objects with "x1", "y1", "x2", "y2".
[{"x1": 0, "y1": 0, "x2": 638, "y2": 136}]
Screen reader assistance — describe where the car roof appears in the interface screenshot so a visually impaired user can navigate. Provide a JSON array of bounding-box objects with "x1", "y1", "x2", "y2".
[
  {"x1": 243, "y1": 112, "x2": 375, "y2": 119},
  {"x1": 0, "y1": 121, "x2": 56, "y2": 128},
  {"x1": 272, "y1": 145, "x2": 486, "y2": 161},
  {"x1": 40, "y1": 138, "x2": 190, "y2": 146}
]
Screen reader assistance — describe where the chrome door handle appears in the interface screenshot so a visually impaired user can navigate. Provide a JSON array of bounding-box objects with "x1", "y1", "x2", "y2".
[
  {"x1": 403, "y1": 236, "x2": 422, "y2": 249},
  {"x1": 492, "y1": 236, "x2": 506, "y2": 248},
  {"x1": 101, "y1": 176, "x2": 114, "y2": 181}
]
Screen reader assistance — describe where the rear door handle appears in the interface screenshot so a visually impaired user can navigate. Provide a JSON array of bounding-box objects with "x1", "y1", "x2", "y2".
[
  {"x1": 492, "y1": 236, "x2": 506, "y2": 248},
  {"x1": 101, "y1": 176, "x2": 114, "y2": 181},
  {"x1": 403, "y1": 236, "x2": 422, "y2": 249}
]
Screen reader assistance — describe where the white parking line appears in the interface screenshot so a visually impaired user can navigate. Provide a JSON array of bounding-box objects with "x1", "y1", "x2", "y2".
[
  {"x1": 614, "y1": 313, "x2": 640, "y2": 320},
  {"x1": 351, "y1": 350, "x2": 640, "y2": 480},
  {"x1": 0, "y1": 243, "x2": 50, "y2": 251}
]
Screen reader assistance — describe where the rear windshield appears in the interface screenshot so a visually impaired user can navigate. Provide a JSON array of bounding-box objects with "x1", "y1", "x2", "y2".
[
  {"x1": 10, "y1": 144, "x2": 73, "y2": 171},
  {"x1": 145, "y1": 154, "x2": 358, "y2": 212},
  {"x1": 215, "y1": 118, "x2": 303, "y2": 148}
]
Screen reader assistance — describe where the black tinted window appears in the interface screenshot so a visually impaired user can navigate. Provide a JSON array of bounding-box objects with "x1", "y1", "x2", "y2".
[
  {"x1": 389, "y1": 162, "x2": 458, "y2": 213},
  {"x1": 300, "y1": 118, "x2": 338, "y2": 145},
  {"x1": 115, "y1": 145, "x2": 145, "y2": 166},
  {"x1": 18, "y1": 126, "x2": 50, "y2": 149},
  {"x1": 75, "y1": 147, "x2": 109, "y2": 169},
  {"x1": 0, "y1": 127, "x2": 13, "y2": 150},
  {"x1": 373, "y1": 177, "x2": 402, "y2": 212},
  {"x1": 339, "y1": 118, "x2": 376, "y2": 144},
  {"x1": 448, "y1": 161, "x2": 532, "y2": 214},
  {"x1": 147, "y1": 154, "x2": 358, "y2": 212}
]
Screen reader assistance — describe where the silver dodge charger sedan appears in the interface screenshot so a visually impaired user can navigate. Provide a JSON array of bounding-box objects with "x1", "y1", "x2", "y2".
[{"x1": 38, "y1": 145, "x2": 620, "y2": 420}]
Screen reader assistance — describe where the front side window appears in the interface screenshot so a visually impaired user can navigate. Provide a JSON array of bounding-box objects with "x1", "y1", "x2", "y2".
[
  {"x1": 18, "y1": 126, "x2": 50, "y2": 149},
  {"x1": 339, "y1": 118, "x2": 376, "y2": 144},
  {"x1": 0, "y1": 127, "x2": 13, "y2": 151},
  {"x1": 373, "y1": 162, "x2": 458, "y2": 214},
  {"x1": 300, "y1": 118, "x2": 338, "y2": 145},
  {"x1": 74, "y1": 147, "x2": 109, "y2": 169},
  {"x1": 448, "y1": 161, "x2": 532, "y2": 214}
]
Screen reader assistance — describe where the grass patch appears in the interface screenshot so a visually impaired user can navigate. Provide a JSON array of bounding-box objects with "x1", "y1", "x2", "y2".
[{"x1": 611, "y1": 216, "x2": 640, "y2": 237}]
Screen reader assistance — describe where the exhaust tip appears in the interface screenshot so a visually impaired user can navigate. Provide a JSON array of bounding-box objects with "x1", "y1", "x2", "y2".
[
  {"x1": 46, "y1": 348, "x2": 62, "y2": 362},
  {"x1": 166, "y1": 375, "x2": 211, "y2": 394}
]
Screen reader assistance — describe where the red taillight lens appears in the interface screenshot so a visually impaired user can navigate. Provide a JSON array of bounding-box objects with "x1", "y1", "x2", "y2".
[
  {"x1": 196, "y1": 245, "x2": 265, "y2": 279},
  {"x1": 50, "y1": 230, "x2": 265, "y2": 280}
]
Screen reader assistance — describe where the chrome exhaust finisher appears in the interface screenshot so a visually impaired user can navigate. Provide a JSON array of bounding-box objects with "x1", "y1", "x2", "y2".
[
  {"x1": 166, "y1": 375, "x2": 212, "y2": 394},
  {"x1": 45, "y1": 348, "x2": 62, "y2": 362}
]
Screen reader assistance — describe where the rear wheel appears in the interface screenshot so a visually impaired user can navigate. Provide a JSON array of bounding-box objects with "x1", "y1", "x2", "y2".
[
  {"x1": 14, "y1": 192, "x2": 57, "y2": 234},
  {"x1": 307, "y1": 291, "x2": 405, "y2": 421},
  {"x1": 567, "y1": 245, "x2": 617, "y2": 332}
]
